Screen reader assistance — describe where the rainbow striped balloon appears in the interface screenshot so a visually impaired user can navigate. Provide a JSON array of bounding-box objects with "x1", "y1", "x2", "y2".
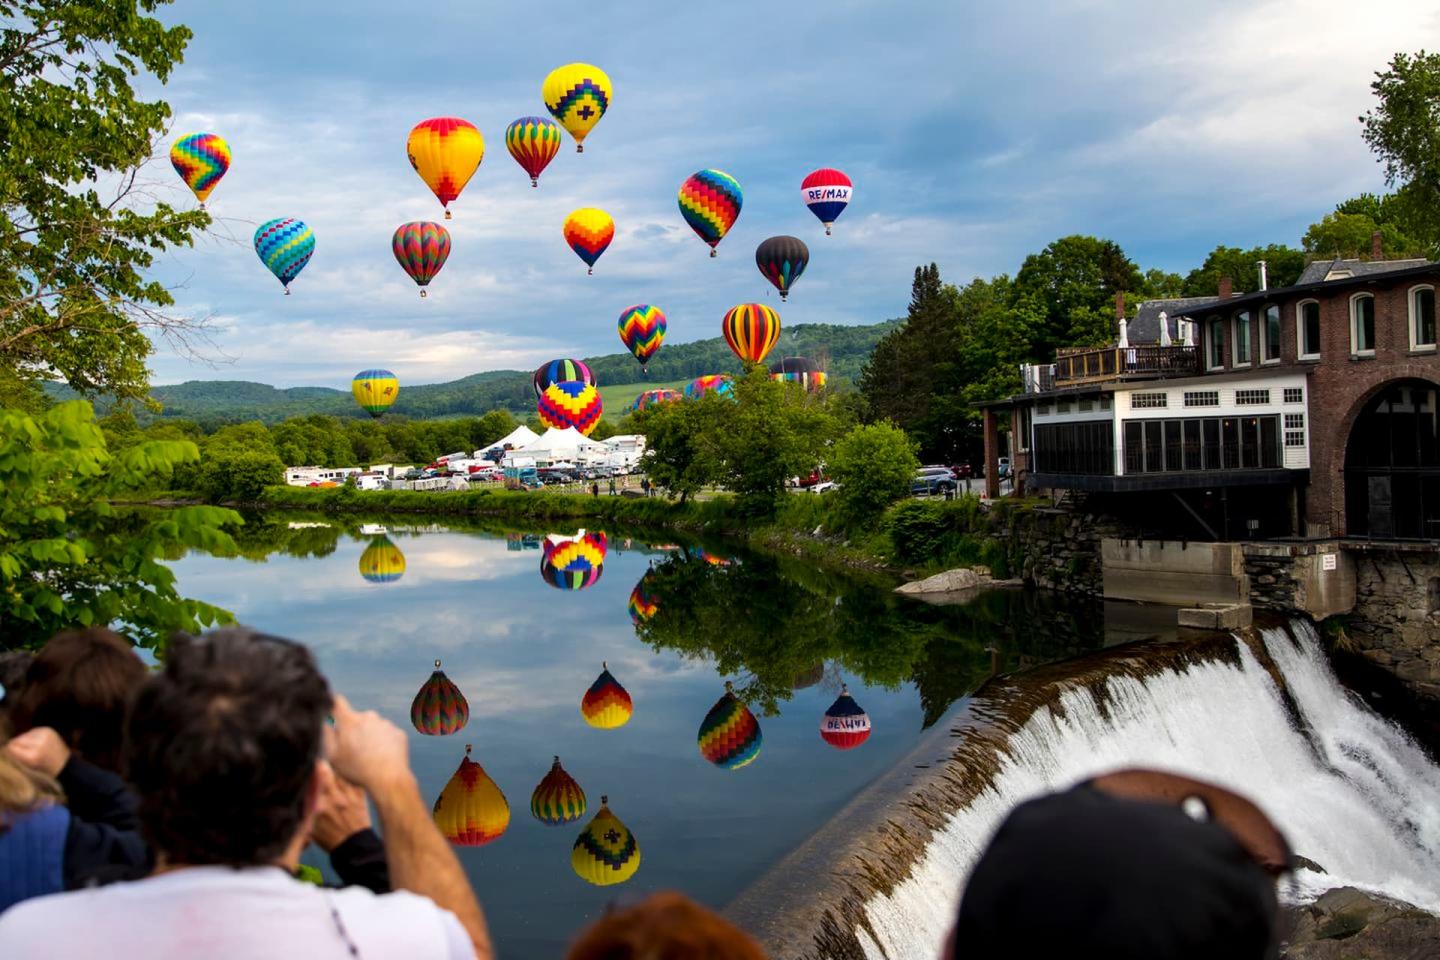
[
  {"x1": 533, "y1": 358, "x2": 593, "y2": 400},
  {"x1": 678, "y1": 169, "x2": 742, "y2": 257},
  {"x1": 505, "y1": 116, "x2": 562, "y2": 187},
  {"x1": 581, "y1": 662, "x2": 633, "y2": 728},
  {"x1": 627, "y1": 578, "x2": 659, "y2": 626},
  {"x1": 629, "y1": 388, "x2": 682, "y2": 413},
  {"x1": 769, "y1": 357, "x2": 828, "y2": 393},
  {"x1": 254, "y1": 218, "x2": 314, "y2": 293},
  {"x1": 392, "y1": 222, "x2": 451, "y2": 297},
  {"x1": 170, "y1": 132, "x2": 231, "y2": 205},
  {"x1": 433, "y1": 745, "x2": 510, "y2": 846},
  {"x1": 617, "y1": 304, "x2": 667, "y2": 368},
  {"x1": 538, "y1": 380, "x2": 603, "y2": 436},
  {"x1": 563, "y1": 207, "x2": 614, "y2": 274},
  {"x1": 698, "y1": 682, "x2": 762, "y2": 770},
  {"x1": 722, "y1": 303, "x2": 781, "y2": 365},
  {"x1": 541, "y1": 529, "x2": 607, "y2": 590},
  {"x1": 684, "y1": 374, "x2": 735, "y2": 401},
  {"x1": 531, "y1": 756, "x2": 587, "y2": 825},
  {"x1": 410, "y1": 659, "x2": 469, "y2": 736}
]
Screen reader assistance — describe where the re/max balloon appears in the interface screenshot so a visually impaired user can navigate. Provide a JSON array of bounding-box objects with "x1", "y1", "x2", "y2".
[
  {"x1": 254, "y1": 218, "x2": 314, "y2": 294},
  {"x1": 617, "y1": 304, "x2": 666, "y2": 369},
  {"x1": 406, "y1": 118, "x2": 485, "y2": 220},
  {"x1": 392, "y1": 222, "x2": 451, "y2": 297},
  {"x1": 505, "y1": 116, "x2": 561, "y2": 187},
  {"x1": 801, "y1": 168, "x2": 852, "y2": 235},
  {"x1": 755, "y1": 236, "x2": 809, "y2": 301},
  {"x1": 678, "y1": 169, "x2": 742, "y2": 257},
  {"x1": 563, "y1": 208, "x2": 614, "y2": 274},
  {"x1": 542, "y1": 63, "x2": 612, "y2": 153},
  {"x1": 170, "y1": 132, "x2": 231, "y2": 206}
]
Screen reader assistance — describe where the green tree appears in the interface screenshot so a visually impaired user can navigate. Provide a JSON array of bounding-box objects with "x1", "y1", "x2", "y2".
[
  {"x1": 0, "y1": 1, "x2": 212, "y2": 402},
  {"x1": 1360, "y1": 50, "x2": 1440, "y2": 252},
  {"x1": 635, "y1": 399, "x2": 723, "y2": 502},
  {"x1": 196, "y1": 448, "x2": 284, "y2": 502},
  {"x1": 1302, "y1": 211, "x2": 1427, "y2": 260},
  {"x1": 715, "y1": 368, "x2": 838, "y2": 515},
  {"x1": 860, "y1": 264, "x2": 959, "y2": 434},
  {"x1": 826, "y1": 422, "x2": 920, "y2": 526},
  {"x1": 1181, "y1": 244, "x2": 1307, "y2": 296},
  {"x1": 0, "y1": 400, "x2": 238, "y2": 649},
  {"x1": 1014, "y1": 235, "x2": 1144, "y2": 354}
]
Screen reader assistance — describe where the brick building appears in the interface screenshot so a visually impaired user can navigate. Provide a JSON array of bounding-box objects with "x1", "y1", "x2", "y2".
[{"x1": 984, "y1": 249, "x2": 1440, "y2": 540}]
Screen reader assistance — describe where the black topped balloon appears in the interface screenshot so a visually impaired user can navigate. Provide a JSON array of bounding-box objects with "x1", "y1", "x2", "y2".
[{"x1": 755, "y1": 236, "x2": 809, "y2": 301}]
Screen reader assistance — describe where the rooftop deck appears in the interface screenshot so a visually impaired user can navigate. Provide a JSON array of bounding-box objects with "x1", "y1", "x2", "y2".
[{"x1": 1023, "y1": 344, "x2": 1201, "y2": 394}]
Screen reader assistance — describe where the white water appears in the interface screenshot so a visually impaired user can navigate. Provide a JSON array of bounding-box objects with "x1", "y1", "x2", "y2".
[{"x1": 856, "y1": 621, "x2": 1440, "y2": 960}]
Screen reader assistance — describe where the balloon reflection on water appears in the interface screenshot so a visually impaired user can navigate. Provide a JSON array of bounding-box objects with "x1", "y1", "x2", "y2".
[
  {"x1": 571, "y1": 796, "x2": 640, "y2": 886},
  {"x1": 540, "y1": 530, "x2": 607, "y2": 590},
  {"x1": 530, "y1": 756, "x2": 587, "y2": 826},
  {"x1": 410, "y1": 659, "x2": 469, "y2": 737},
  {"x1": 580, "y1": 662, "x2": 633, "y2": 730},
  {"x1": 359, "y1": 535, "x2": 405, "y2": 583},
  {"x1": 433, "y1": 744, "x2": 510, "y2": 847},
  {"x1": 820, "y1": 684, "x2": 872, "y2": 750},
  {"x1": 697, "y1": 682, "x2": 762, "y2": 770}
]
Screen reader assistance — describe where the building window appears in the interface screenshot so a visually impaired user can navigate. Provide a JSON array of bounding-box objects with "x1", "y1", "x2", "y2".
[
  {"x1": 1261, "y1": 305, "x2": 1281, "y2": 363},
  {"x1": 1078, "y1": 398, "x2": 1093, "y2": 412},
  {"x1": 1207, "y1": 319, "x2": 1225, "y2": 370},
  {"x1": 1122, "y1": 415, "x2": 1282, "y2": 474},
  {"x1": 1283, "y1": 387, "x2": 1303, "y2": 404},
  {"x1": 1033, "y1": 421, "x2": 1115, "y2": 475},
  {"x1": 1285, "y1": 413, "x2": 1305, "y2": 447},
  {"x1": 1184, "y1": 391, "x2": 1219, "y2": 407},
  {"x1": 1099, "y1": 396, "x2": 1112, "y2": 411},
  {"x1": 1351, "y1": 293, "x2": 1376, "y2": 356},
  {"x1": 1056, "y1": 399, "x2": 1071, "y2": 413},
  {"x1": 1236, "y1": 389, "x2": 1270, "y2": 405},
  {"x1": 1036, "y1": 400, "x2": 1051, "y2": 415},
  {"x1": 1297, "y1": 300, "x2": 1321, "y2": 359},
  {"x1": 1131, "y1": 392, "x2": 1167, "y2": 409},
  {"x1": 1411, "y1": 286, "x2": 1436, "y2": 350},
  {"x1": 1233, "y1": 311, "x2": 1252, "y2": 366}
]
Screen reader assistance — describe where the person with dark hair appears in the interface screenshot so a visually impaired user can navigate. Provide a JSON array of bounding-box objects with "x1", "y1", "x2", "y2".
[
  {"x1": 6, "y1": 628, "x2": 147, "y2": 774},
  {"x1": 0, "y1": 650, "x2": 33, "y2": 712},
  {"x1": 566, "y1": 891, "x2": 768, "y2": 960},
  {"x1": 0, "y1": 627, "x2": 492, "y2": 959},
  {"x1": 949, "y1": 769, "x2": 1291, "y2": 960}
]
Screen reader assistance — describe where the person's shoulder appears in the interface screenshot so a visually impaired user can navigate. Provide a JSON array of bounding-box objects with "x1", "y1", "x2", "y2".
[
  {"x1": 0, "y1": 887, "x2": 94, "y2": 948},
  {"x1": 329, "y1": 887, "x2": 472, "y2": 957}
]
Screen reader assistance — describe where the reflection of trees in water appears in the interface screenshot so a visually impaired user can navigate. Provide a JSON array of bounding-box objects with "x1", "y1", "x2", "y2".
[{"x1": 635, "y1": 553, "x2": 1106, "y2": 726}]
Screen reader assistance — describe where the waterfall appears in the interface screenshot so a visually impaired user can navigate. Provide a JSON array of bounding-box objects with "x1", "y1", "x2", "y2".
[{"x1": 854, "y1": 621, "x2": 1440, "y2": 960}]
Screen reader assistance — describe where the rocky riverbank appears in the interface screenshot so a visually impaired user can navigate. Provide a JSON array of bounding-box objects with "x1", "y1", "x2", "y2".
[{"x1": 1282, "y1": 887, "x2": 1440, "y2": 959}]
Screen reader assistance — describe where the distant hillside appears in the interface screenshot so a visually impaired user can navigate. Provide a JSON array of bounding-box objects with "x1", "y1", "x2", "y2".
[{"x1": 51, "y1": 320, "x2": 897, "y2": 426}]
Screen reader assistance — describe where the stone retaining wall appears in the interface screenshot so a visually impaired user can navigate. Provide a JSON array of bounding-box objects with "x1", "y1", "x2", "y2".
[{"x1": 1347, "y1": 548, "x2": 1440, "y2": 705}]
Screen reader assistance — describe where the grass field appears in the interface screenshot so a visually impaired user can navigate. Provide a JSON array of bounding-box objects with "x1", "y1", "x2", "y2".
[{"x1": 597, "y1": 378, "x2": 690, "y2": 419}]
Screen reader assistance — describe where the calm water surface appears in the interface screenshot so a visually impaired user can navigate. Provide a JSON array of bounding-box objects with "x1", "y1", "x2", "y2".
[{"x1": 165, "y1": 515, "x2": 1110, "y2": 957}]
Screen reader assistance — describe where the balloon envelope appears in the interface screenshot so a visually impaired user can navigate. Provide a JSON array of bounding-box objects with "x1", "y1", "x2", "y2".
[
  {"x1": 352, "y1": 369, "x2": 399, "y2": 417},
  {"x1": 678, "y1": 169, "x2": 742, "y2": 255},
  {"x1": 254, "y1": 218, "x2": 314, "y2": 291},
  {"x1": 801, "y1": 168, "x2": 853, "y2": 234},
  {"x1": 820, "y1": 686, "x2": 872, "y2": 750},
  {"x1": 543, "y1": 62, "x2": 612, "y2": 152},
  {"x1": 359, "y1": 535, "x2": 405, "y2": 583},
  {"x1": 392, "y1": 222, "x2": 451, "y2": 294},
  {"x1": 170, "y1": 132, "x2": 231, "y2": 203},
  {"x1": 433, "y1": 746, "x2": 509, "y2": 846},
  {"x1": 407, "y1": 118, "x2": 485, "y2": 216},
  {"x1": 537, "y1": 380, "x2": 603, "y2": 437},
  {"x1": 411, "y1": 659, "x2": 469, "y2": 736},
  {"x1": 769, "y1": 356, "x2": 827, "y2": 393},
  {"x1": 540, "y1": 529, "x2": 607, "y2": 590},
  {"x1": 755, "y1": 236, "x2": 809, "y2": 300},
  {"x1": 531, "y1": 757, "x2": 587, "y2": 825},
  {"x1": 504, "y1": 116, "x2": 562, "y2": 186},
  {"x1": 629, "y1": 388, "x2": 682, "y2": 413},
  {"x1": 563, "y1": 208, "x2": 614, "y2": 273},
  {"x1": 684, "y1": 374, "x2": 735, "y2": 401},
  {"x1": 627, "y1": 577, "x2": 659, "y2": 625},
  {"x1": 581, "y1": 663, "x2": 633, "y2": 729},
  {"x1": 533, "y1": 359, "x2": 594, "y2": 400},
  {"x1": 617, "y1": 304, "x2": 667, "y2": 367},
  {"x1": 571, "y1": 797, "x2": 640, "y2": 885},
  {"x1": 698, "y1": 684, "x2": 762, "y2": 769},
  {"x1": 722, "y1": 303, "x2": 781, "y2": 366}
]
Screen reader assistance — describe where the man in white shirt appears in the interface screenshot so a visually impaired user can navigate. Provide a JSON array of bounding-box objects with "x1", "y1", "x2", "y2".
[{"x1": 0, "y1": 628, "x2": 493, "y2": 960}]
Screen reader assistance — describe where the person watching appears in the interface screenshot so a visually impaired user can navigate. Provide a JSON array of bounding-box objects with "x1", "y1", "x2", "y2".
[{"x1": 0, "y1": 627, "x2": 492, "y2": 960}]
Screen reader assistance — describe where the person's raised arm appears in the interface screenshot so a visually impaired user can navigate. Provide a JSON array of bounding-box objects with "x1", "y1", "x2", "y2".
[{"x1": 327, "y1": 694, "x2": 493, "y2": 960}]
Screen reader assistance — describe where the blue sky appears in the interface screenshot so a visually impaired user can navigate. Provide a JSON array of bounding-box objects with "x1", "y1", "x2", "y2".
[{"x1": 144, "y1": 0, "x2": 1437, "y2": 387}]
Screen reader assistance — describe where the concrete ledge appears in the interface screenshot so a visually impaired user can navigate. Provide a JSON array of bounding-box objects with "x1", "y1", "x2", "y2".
[{"x1": 1178, "y1": 602, "x2": 1253, "y2": 630}]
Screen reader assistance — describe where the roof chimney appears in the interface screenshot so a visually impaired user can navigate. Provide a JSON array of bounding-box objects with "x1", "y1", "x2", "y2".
[
  {"x1": 1218, "y1": 275, "x2": 1233, "y2": 300},
  {"x1": 1114, "y1": 291, "x2": 1125, "y2": 320},
  {"x1": 1257, "y1": 260, "x2": 1268, "y2": 291},
  {"x1": 1371, "y1": 231, "x2": 1383, "y2": 261}
]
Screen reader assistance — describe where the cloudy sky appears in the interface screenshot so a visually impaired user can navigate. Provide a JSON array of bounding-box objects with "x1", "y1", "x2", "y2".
[{"x1": 144, "y1": 0, "x2": 1437, "y2": 387}]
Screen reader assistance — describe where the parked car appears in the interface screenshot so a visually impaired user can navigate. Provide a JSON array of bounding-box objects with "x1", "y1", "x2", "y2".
[
  {"x1": 911, "y1": 468, "x2": 957, "y2": 496},
  {"x1": 951, "y1": 462, "x2": 974, "y2": 479},
  {"x1": 795, "y1": 468, "x2": 828, "y2": 488},
  {"x1": 998, "y1": 457, "x2": 1011, "y2": 480},
  {"x1": 809, "y1": 480, "x2": 838, "y2": 494}
]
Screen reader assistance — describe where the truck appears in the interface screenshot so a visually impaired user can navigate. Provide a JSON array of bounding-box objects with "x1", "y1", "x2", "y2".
[{"x1": 504, "y1": 465, "x2": 542, "y2": 490}]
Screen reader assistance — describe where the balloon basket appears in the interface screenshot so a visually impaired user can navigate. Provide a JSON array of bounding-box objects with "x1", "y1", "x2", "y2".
[
  {"x1": 284, "y1": 288, "x2": 291, "y2": 296},
  {"x1": 587, "y1": 267, "x2": 593, "y2": 275},
  {"x1": 825, "y1": 224, "x2": 833, "y2": 236},
  {"x1": 444, "y1": 210, "x2": 453, "y2": 220},
  {"x1": 709, "y1": 249, "x2": 717, "y2": 258},
  {"x1": 576, "y1": 144, "x2": 584, "y2": 153},
  {"x1": 531, "y1": 179, "x2": 539, "y2": 188},
  {"x1": 420, "y1": 290, "x2": 428, "y2": 299}
]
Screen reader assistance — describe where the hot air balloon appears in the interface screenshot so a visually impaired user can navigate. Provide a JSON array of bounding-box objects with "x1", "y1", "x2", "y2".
[
  {"x1": 687, "y1": 547, "x2": 733, "y2": 567},
  {"x1": 533, "y1": 358, "x2": 594, "y2": 400},
  {"x1": 571, "y1": 796, "x2": 640, "y2": 886},
  {"x1": 722, "y1": 303, "x2": 781, "y2": 366},
  {"x1": 531, "y1": 756, "x2": 587, "y2": 825},
  {"x1": 627, "y1": 578, "x2": 659, "y2": 626},
  {"x1": 617, "y1": 304, "x2": 666, "y2": 370},
  {"x1": 169, "y1": 132, "x2": 231, "y2": 206},
  {"x1": 392, "y1": 222, "x2": 451, "y2": 297},
  {"x1": 629, "y1": 388, "x2": 682, "y2": 413},
  {"x1": 802, "y1": 168, "x2": 853, "y2": 235},
  {"x1": 537, "y1": 380, "x2": 603, "y2": 437},
  {"x1": 352, "y1": 369, "x2": 399, "y2": 418},
  {"x1": 254, "y1": 218, "x2": 314, "y2": 294},
  {"x1": 504, "y1": 116, "x2": 562, "y2": 187},
  {"x1": 406, "y1": 117, "x2": 485, "y2": 220},
  {"x1": 411, "y1": 659, "x2": 469, "y2": 736},
  {"x1": 755, "y1": 236, "x2": 809, "y2": 301},
  {"x1": 684, "y1": 374, "x2": 735, "y2": 401},
  {"x1": 540, "y1": 529, "x2": 607, "y2": 590},
  {"x1": 678, "y1": 169, "x2": 742, "y2": 257},
  {"x1": 698, "y1": 682, "x2": 762, "y2": 770},
  {"x1": 581, "y1": 662, "x2": 632, "y2": 728},
  {"x1": 563, "y1": 208, "x2": 614, "y2": 274},
  {"x1": 542, "y1": 62, "x2": 612, "y2": 153},
  {"x1": 433, "y1": 745, "x2": 510, "y2": 846},
  {"x1": 820, "y1": 684, "x2": 872, "y2": 750},
  {"x1": 359, "y1": 535, "x2": 405, "y2": 583},
  {"x1": 769, "y1": 357, "x2": 827, "y2": 393}
]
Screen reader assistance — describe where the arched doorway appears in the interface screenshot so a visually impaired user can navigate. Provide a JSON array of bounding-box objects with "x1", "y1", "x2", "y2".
[{"x1": 1344, "y1": 379, "x2": 1440, "y2": 539}]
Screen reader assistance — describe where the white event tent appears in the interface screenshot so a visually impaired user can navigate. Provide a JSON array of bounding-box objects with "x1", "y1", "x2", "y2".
[
  {"x1": 508, "y1": 427, "x2": 607, "y2": 465},
  {"x1": 479, "y1": 425, "x2": 540, "y2": 458}
]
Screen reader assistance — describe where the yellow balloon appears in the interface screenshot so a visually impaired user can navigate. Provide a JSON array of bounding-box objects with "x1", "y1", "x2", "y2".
[
  {"x1": 359, "y1": 536, "x2": 405, "y2": 584},
  {"x1": 406, "y1": 118, "x2": 485, "y2": 219},
  {"x1": 433, "y1": 745, "x2": 510, "y2": 846},
  {"x1": 571, "y1": 796, "x2": 640, "y2": 886},
  {"x1": 542, "y1": 63, "x2": 612, "y2": 152}
]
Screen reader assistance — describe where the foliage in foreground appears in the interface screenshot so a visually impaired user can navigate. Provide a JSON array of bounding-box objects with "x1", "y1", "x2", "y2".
[
  {"x1": 0, "y1": 401, "x2": 239, "y2": 649},
  {"x1": 826, "y1": 421, "x2": 920, "y2": 527}
]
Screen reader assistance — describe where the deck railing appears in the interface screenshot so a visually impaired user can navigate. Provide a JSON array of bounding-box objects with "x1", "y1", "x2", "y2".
[{"x1": 1051, "y1": 344, "x2": 1200, "y2": 386}]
